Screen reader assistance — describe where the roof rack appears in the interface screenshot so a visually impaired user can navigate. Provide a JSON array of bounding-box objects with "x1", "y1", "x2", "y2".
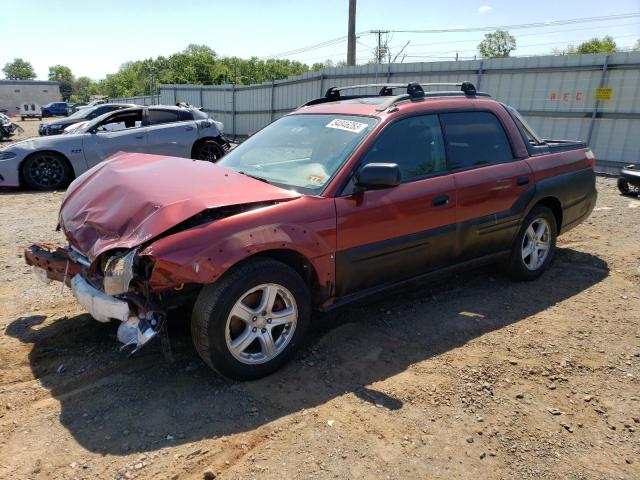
[{"x1": 301, "y1": 81, "x2": 490, "y2": 111}]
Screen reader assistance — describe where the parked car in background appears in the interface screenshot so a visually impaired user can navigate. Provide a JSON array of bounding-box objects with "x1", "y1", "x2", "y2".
[
  {"x1": 41, "y1": 102, "x2": 69, "y2": 117},
  {"x1": 39, "y1": 103, "x2": 135, "y2": 136},
  {"x1": 617, "y1": 164, "x2": 640, "y2": 196},
  {"x1": 23, "y1": 82, "x2": 597, "y2": 380},
  {"x1": 20, "y1": 103, "x2": 42, "y2": 120},
  {"x1": 0, "y1": 105, "x2": 228, "y2": 189},
  {"x1": 75, "y1": 99, "x2": 108, "y2": 110},
  {"x1": 70, "y1": 103, "x2": 88, "y2": 114}
]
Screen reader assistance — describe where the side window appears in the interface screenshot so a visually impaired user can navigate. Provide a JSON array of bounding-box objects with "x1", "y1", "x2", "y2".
[
  {"x1": 179, "y1": 110, "x2": 194, "y2": 121},
  {"x1": 361, "y1": 114, "x2": 447, "y2": 181},
  {"x1": 148, "y1": 109, "x2": 181, "y2": 125},
  {"x1": 440, "y1": 111, "x2": 513, "y2": 169},
  {"x1": 96, "y1": 110, "x2": 143, "y2": 132}
]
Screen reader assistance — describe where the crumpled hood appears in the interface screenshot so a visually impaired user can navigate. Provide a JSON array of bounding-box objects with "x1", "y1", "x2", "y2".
[{"x1": 60, "y1": 152, "x2": 301, "y2": 260}]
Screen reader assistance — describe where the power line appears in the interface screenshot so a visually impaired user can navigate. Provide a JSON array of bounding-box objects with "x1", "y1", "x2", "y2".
[
  {"x1": 387, "y1": 13, "x2": 640, "y2": 34},
  {"x1": 405, "y1": 33, "x2": 640, "y2": 58},
  {"x1": 389, "y1": 21, "x2": 640, "y2": 49}
]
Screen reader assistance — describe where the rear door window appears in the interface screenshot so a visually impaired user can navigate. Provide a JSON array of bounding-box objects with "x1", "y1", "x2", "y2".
[
  {"x1": 148, "y1": 109, "x2": 181, "y2": 125},
  {"x1": 440, "y1": 111, "x2": 513, "y2": 169}
]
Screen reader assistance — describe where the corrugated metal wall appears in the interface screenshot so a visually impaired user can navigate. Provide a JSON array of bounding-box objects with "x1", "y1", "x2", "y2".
[
  {"x1": 111, "y1": 95, "x2": 160, "y2": 105},
  {"x1": 155, "y1": 52, "x2": 638, "y2": 173}
]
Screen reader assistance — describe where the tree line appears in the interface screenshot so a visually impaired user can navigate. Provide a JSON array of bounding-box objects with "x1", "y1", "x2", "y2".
[{"x1": 3, "y1": 38, "x2": 639, "y2": 101}]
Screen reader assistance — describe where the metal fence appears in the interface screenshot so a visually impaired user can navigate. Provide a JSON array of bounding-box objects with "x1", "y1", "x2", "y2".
[
  {"x1": 111, "y1": 94, "x2": 159, "y2": 105},
  {"x1": 136, "y1": 52, "x2": 640, "y2": 173}
]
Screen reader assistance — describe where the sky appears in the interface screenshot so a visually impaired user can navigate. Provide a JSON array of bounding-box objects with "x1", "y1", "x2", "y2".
[{"x1": 2, "y1": 0, "x2": 639, "y2": 80}]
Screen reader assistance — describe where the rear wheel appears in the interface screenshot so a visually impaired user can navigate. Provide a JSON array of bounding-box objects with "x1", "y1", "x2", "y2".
[
  {"x1": 191, "y1": 258, "x2": 310, "y2": 380},
  {"x1": 505, "y1": 205, "x2": 557, "y2": 281},
  {"x1": 22, "y1": 152, "x2": 71, "y2": 190},
  {"x1": 192, "y1": 139, "x2": 224, "y2": 162}
]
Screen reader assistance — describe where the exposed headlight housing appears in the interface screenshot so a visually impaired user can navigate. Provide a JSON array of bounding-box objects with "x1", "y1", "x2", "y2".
[
  {"x1": 0, "y1": 151, "x2": 17, "y2": 160},
  {"x1": 103, "y1": 249, "x2": 137, "y2": 296}
]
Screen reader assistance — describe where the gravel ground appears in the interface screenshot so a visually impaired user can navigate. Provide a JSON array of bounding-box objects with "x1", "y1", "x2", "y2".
[{"x1": 0, "y1": 177, "x2": 638, "y2": 480}]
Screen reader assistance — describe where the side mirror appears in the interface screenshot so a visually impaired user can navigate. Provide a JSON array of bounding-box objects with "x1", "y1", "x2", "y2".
[{"x1": 355, "y1": 163, "x2": 401, "y2": 190}]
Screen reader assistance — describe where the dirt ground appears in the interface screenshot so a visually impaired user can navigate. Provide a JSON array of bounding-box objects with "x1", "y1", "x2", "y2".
[{"x1": 0, "y1": 177, "x2": 638, "y2": 480}]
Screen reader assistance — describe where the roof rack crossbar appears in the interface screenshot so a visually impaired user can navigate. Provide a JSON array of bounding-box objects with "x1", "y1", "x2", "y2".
[{"x1": 300, "y1": 80, "x2": 485, "y2": 109}]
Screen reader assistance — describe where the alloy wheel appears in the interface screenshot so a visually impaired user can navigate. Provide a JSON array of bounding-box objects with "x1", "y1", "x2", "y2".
[
  {"x1": 521, "y1": 218, "x2": 551, "y2": 271},
  {"x1": 28, "y1": 155, "x2": 65, "y2": 188},
  {"x1": 225, "y1": 283, "x2": 298, "y2": 364},
  {"x1": 197, "y1": 142, "x2": 223, "y2": 162}
]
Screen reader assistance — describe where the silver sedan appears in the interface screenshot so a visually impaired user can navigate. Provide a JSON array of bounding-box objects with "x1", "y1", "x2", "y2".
[{"x1": 0, "y1": 105, "x2": 229, "y2": 190}]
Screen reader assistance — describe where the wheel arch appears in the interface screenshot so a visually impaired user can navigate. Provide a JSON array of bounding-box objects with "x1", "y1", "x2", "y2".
[
  {"x1": 533, "y1": 196, "x2": 563, "y2": 234},
  {"x1": 19, "y1": 150, "x2": 77, "y2": 187},
  {"x1": 209, "y1": 248, "x2": 329, "y2": 307}
]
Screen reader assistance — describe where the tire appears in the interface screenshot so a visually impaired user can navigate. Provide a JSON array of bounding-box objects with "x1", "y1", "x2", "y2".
[
  {"x1": 22, "y1": 152, "x2": 72, "y2": 190},
  {"x1": 192, "y1": 139, "x2": 224, "y2": 162},
  {"x1": 618, "y1": 178, "x2": 632, "y2": 196},
  {"x1": 505, "y1": 205, "x2": 557, "y2": 281},
  {"x1": 191, "y1": 258, "x2": 311, "y2": 380},
  {"x1": 20, "y1": 116, "x2": 25, "y2": 121}
]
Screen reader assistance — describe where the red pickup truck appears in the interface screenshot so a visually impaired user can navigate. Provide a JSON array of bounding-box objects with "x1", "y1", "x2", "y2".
[{"x1": 25, "y1": 82, "x2": 597, "y2": 380}]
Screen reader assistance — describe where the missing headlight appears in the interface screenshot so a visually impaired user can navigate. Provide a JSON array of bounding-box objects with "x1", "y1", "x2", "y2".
[{"x1": 103, "y1": 249, "x2": 137, "y2": 296}]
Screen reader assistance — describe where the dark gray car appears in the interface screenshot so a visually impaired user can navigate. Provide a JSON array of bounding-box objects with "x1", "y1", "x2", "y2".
[{"x1": 38, "y1": 103, "x2": 136, "y2": 136}]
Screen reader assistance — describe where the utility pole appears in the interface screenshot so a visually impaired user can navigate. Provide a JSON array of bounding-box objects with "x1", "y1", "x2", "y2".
[
  {"x1": 370, "y1": 30, "x2": 389, "y2": 64},
  {"x1": 347, "y1": 0, "x2": 356, "y2": 66}
]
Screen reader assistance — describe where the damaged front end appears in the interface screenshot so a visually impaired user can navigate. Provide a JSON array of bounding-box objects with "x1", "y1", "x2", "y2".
[{"x1": 25, "y1": 243, "x2": 166, "y2": 354}]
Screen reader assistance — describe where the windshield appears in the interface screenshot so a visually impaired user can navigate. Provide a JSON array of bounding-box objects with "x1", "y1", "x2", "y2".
[{"x1": 218, "y1": 114, "x2": 377, "y2": 194}]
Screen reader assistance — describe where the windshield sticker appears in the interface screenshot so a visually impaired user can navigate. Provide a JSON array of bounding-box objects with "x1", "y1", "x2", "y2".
[
  {"x1": 307, "y1": 174, "x2": 326, "y2": 185},
  {"x1": 326, "y1": 118, "x2": 368, "y2": 133}
]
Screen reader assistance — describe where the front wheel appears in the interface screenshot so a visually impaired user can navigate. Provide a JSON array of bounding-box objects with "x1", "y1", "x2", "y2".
[
  {"x1": 617, "y1": 178, "x2": 633, "y2": 196},
  {"x1": 192, "y1": 139, "x2": 224, "y2": 162},
  {"x1": 505, "y1": 205, "x2": 557, "y2": 281},
  {"x1": 191, "y1": 258, "x2": 311, "y2": 380},
  {"x1": 22, "y1": 152, "x2": 71, "y2": 190}
]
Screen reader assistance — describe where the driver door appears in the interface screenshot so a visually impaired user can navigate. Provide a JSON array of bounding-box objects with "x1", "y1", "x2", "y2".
[
  {"x1": 334, "y1": 114, "x2": 457, "y2": 296},
  {"x1": 82, "y1": 108, "x2": 149, "y2": 168}
]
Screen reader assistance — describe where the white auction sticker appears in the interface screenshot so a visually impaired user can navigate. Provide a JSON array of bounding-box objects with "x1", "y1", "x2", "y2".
[{"x1": 326, "y1": 118, "x2": 368, "y2": 133}]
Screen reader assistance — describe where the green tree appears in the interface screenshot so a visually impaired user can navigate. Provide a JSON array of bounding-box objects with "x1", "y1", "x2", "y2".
[
  {"x1": 2, "y1": 58, "x2": 36, "y2": 80},
  {"x1": 478, "y1": 30, "x2": 516, "y2": 58},
  {"x1": 568, "y1": 36, "x2": 617, "y2": 54},
  {"x1": 74, "y1": 76, "x2": 99, "y2": 102},
  {"x1": 632, "y1": 39, "x2": 640, "y2": 51},
  {"x1": 48, "y1": 65, "x2": 75, "y2": 100}
]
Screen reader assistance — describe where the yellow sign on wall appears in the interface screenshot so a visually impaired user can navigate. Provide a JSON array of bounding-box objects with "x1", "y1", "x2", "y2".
[{"x1": 595, "y1": 87, "x2": 612, "y2": 100}]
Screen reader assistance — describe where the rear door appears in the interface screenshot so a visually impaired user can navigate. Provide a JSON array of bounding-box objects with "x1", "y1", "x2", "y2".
[
  {"x1": 81, "y1": 108, "x2": 149, "y2": 168},
  {"x1": 335, "y1": 114, "x2": 457, "y2": 296},
  {"x1": 146, "y1": 108, "x2": 198, "y2": 158},
  {"x1": 440, "y1": 111, "x2": 533, "y2": 260}
]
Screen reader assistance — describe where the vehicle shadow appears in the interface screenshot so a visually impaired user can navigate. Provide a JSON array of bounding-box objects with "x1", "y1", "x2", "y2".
[{"x1": 5, "y1": 247, "x2": 608, "y2": 455}]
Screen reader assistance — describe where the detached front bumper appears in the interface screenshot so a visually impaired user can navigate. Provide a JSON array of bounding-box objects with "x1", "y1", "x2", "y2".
[
  {"x1": 71, "y1": 274, "x2": 130, "y2": 323},
  {"x1": 24, "y1": 243, "x2": 165, "y2": 353}
]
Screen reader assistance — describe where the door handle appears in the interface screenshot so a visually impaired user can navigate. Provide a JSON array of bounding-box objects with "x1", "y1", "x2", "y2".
[
  {"x1": 185, "y1": 126, "x2": 194, "y2": 131},
  {"x1": 516, "y1": 176, "x2": 529, "y2": 186},
  {"x1": 135, "y1": 135, "x2": 144, "y2": 139},
  {"x1": 432, "y1": 194, "x2": 449, "y2": 207}
]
